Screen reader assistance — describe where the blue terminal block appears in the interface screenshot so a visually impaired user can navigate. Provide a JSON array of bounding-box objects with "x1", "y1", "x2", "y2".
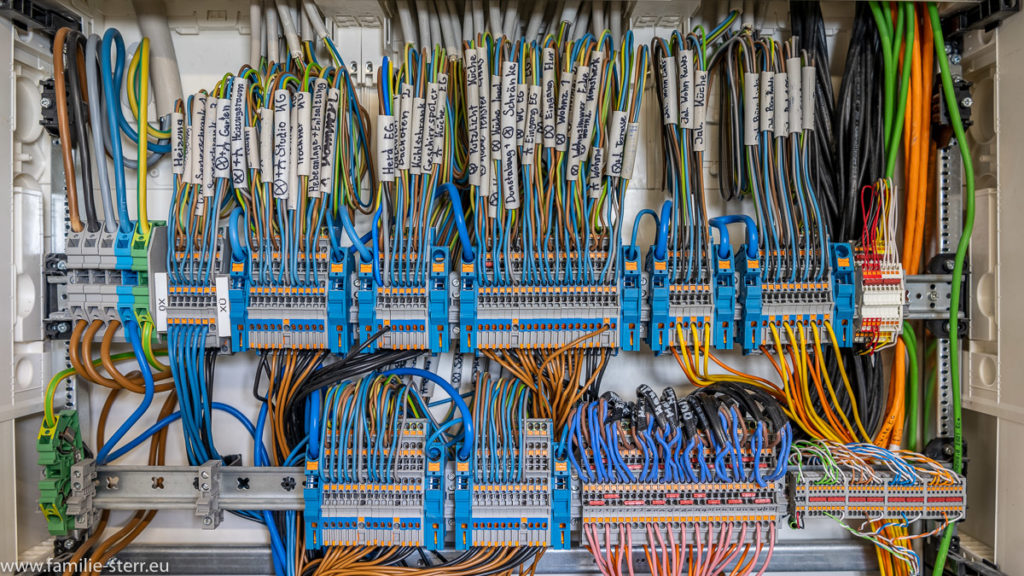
[
  {"x1": 228, "y1": 254, "x2": 248, "y2": 353},
  {"x1": 737, "y1": 246, "x2": 763, "y2": 354},
  {"x1": 303, "y1": 464, "x2": 321, "y2": 550},
  {"x1": 452, "y1": 451, "x2": 473, "y2": 550},
  {"x1": 325, "y1": 252, "x2": 352, "y2": 354},
  {"x1": 830, "y1": 243, "x2": 856, "y2": 347},
  {"x1": 647, "y1": 250, "x2": 672, "y2": 353},
  {"x1": 550, "y1": 444, "x2": 572, "y2": 550},
  {"x1": 711, "y1": 244, "x2": 736, "y2": 350},
  {"x1": 427, "y1": 247, "x2": 450, "y2": 353},
  {"x1": 620, "y1": 245, "x2": 643, "y2": 351},
  {"x1": 423, "y1": 438, "x2": 447, "y2": 551},
  {"x1": 355, "y1": 254, "x2": 379, "y2": 352},
  {"x1": 458, "y1": 261, "x2": 478, "y2": 352}
]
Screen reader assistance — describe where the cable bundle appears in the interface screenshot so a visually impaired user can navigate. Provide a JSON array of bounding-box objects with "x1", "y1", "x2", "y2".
[
  {"x1": 710, "y1": 30, "x2": 831, "y2": 287},
  {"x1": 569, "y1": 382, "x2": 790, "y2": 485}
]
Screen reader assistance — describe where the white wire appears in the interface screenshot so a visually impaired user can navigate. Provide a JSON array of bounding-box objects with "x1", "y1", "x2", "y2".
[
  {"x1": 249, "y1": 0, "x2": 263, "y2": 66},
  {"x1": 273, "y1": 0, "x2": 302, "y2": 59},
  {"x1": 487, "y1": 0, "x2": 502, "y2": 39},
  {"x1": 302, "y1": 0, "x2": 329, "y2": 40},
  {"x1": 266, "y1": 0, "x2": 280, "y2": 64}
]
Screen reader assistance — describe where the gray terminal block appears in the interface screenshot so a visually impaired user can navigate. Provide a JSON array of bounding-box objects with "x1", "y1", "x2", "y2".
[
  {"x1": 148, "y1": 226, "x2": 230, "y2": 348},
  {"x1": 318, "y1": 420, "x2": 428, "y2": 547},
  {"x1": 580, "y1": 481, "x2": 786, "y2": 546},
  {"x1": 470, "y1": 419, "x2": 553, "y2": 546},
  {"x1": 788, "y1": 467, "x2": 967, "y2": 521},
  {"x1": 663, "y1": 283, "x2": 716, "y2": 347},
  {"x1": 758, "y1": 281, "x2": 835, "y2": 346},
  {"x1": 473, "y1": 286, "x2": 620, "y2": 349},
  {"x1": 245, "y1": 238, "x2": 330, "y2": 350},
  {"x1": 374, "y1": 288, "x2": 433, "y2": 350}
]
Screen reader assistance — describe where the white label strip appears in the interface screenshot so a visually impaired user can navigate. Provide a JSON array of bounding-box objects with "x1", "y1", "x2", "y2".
[
  {"x1": 272, "y1": 89, "x2": 291, "y2": 200},
  {"x1": 153, "y1": 272, "x2": 168, "y2": 332},
  {"x1": 214, "y1": 276, "x2": 231, "y2": 338}
]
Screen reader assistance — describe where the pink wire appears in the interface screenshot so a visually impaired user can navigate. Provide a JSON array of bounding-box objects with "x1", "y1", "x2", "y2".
[
  {"x1": 753, "y1": 524, "x2": 776, "y2": 576},
  {"x1": 625, "y1": 524, "x2": 635, "y2": 576},
  {"x1": 646, "y1": 523, "x2": 661, "y2": 576},
  {"x1": 667, "y1": 524, "x2": 679, "y2": 576},
  {"x1": 713, "y1": 522, "x2": 746, "y2": 574},
  {"x1": 606, "y1": 523, "x2": 617, "y2": 576},
  {"x1": 586, "y1": 524, "x2": 612, "y2": 576},
  {"x1": 654, "y1": 523, "x2": 669, "y2": 576},
  {"x1": 693, "y1": 523, "x2": 704, "y2": 576},
  {"x1": 677, "y1": 523, "x2": 687, "y2": 576}
]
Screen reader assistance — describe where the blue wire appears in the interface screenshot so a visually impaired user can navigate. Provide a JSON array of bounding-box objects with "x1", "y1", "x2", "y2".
[
  {"x1": 97, "y1": 321, "x2": 154, "y2": 464},
  {"x1": 379, "y1": 368, "x2": 473, "y2": 460},
  {"x1": 104, "y1": 402, "x2": 261, "y2": 463},
  {"x1": 654, "y1": 201, "x2": 673, "y2": 260}
]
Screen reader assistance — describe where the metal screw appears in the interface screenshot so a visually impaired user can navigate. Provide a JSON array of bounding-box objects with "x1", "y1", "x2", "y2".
[
  {"x1": 56, "y1": 259, "x2": 67, "y2": 271},
  {"x1": 951, "y1": 53, "x2": 962, "y2": 65},
  {"x1": 63, "y1": 539, "x2": 76, "y2": 550},
  {"x1": 961, "y1": 97, "x2": 973, "y2": 108},
  {"x1": 201, "y1": 470, "x2": 210, "y2": 479},
  {"x1": 56, "y1": 322, "x2": 69, "y2": 334},
  {"x1": 944, "y1": 259, "x2": 956, "y2": 272},
  {"x1": 74, "y1": 470, "x2": 81, "y2": 478},
  {"x1": 945, "y1": 43, "x2": 953, "y2": 54},
  {"x1": 203, "y1": 516, "x2": 213, "y2": 525},
  {"x1": 201, "y1": 482, "x2": 210, "y2": 491},
  {"x1": 929, "y1": 291, "x2": 939, "y2": 302},
  {"x1": 72, "y1": 482, "x2": 81, "y2": 490},
  {"x1": 41, "y1": 97, "x2": 51, "y2": 109},
  {"x1": 365, "y1": 61, "x2": 374, "y2": 75}
]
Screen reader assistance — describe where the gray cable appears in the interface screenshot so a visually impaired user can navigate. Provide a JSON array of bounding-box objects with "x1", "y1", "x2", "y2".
[{"x1": 84, "y1": 34, "x2": 118, "y2": 233}]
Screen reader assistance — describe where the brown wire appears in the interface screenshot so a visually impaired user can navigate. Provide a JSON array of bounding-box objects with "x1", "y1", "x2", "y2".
[{"x1": 52, "y1": 28, "x2": 84, "y2": 233}]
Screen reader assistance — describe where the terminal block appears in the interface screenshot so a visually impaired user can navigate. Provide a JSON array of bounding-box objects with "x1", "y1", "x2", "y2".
[
  {"x1": 148, "y1": 225, "x2": 231, "y2": 348},
  {"x1": 646, "y1": 249, "x2": 716, "y2": 354},
  {"x1": 738, "y1": 251, "x2": 835, "y2": 353},
  {"x1": 619, "y1": 246, "x2": 645, "y2": 351},
  {"x1": 455, "y1": 419, "x2": 554, "y2": 548},
  {"x1": 61, "y1": 225, "x2": 150, "y2": 337},
  {"x1": 306, "y1": 419, "x2": 430, "y2": 548},
  {"x1": 580, "y1": 481, "x2": 786, "y2": 545},
  {"x1": 229, "y1": 236, "x2": 343, "y2": 352},
  {"x1": 460, "y1": 250, "x2": 620, "y2": 352},
  {"x1": 358, "y1": 248, "x2": 450, "y2": 353},
  {"x1": 788, "y1": 467, "x2": 966, "y2": 525},
  {"x1": 37, "y1": 410, "x2": 84, "y2": 536},
  {"x1": 854, "y1": 249, "x2": 905, "y2": 349},
  {"x1": 831, "y1": 244, "x2": 857, "y2": 347}
]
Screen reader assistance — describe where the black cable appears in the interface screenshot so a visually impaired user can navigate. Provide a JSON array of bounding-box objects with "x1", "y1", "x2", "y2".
[{"x1": 64, "y1": 30, "x2": 100, "y2": 232}]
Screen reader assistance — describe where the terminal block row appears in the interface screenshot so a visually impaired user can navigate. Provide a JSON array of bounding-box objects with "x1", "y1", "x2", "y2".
[
  {"x1": 459, "y1": 251, "x2": 620, "y2": 352},
  {"x1": 788, "y1": 467, "x2": 966, "y2": 524},
  {"x1": 454, "y1": 419, "x2": 568, "y2": 549},
  {"x1": 580, "y1": 481, "x2": 785, "y2": 546},
  {"x1": 305, "y1": 419, "x2": 434, "y2": 548},
  {"x1": 137, "y1": 234, "x2": 893, "y2": 355}
]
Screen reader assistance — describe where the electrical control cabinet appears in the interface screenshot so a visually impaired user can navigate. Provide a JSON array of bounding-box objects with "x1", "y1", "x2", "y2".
[{"x1": 0, "y1": 0, "x2": 1019, "y2": 574}]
